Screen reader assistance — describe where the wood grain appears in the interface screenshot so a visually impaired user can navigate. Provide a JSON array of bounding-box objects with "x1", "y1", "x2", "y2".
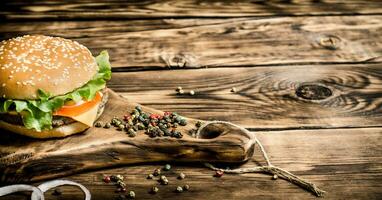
[
  {"x1": 0, "y1": 16, "x2": 381, "y2": 69},
  {"x1": 0, "y1": 89, "x2": 255, "y2": 183},
  {"x1": 1, "y1": 0, "x2": 382, "y2": 20},
  {"x1": 2, "y1": 127, "x2": 381, "y2": 200},
  {"x1": 107, "y1": 63, "x2": 382, "y2": 129}
]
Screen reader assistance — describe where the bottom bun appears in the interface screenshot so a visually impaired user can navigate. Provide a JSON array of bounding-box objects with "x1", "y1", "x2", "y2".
[{"x1": 0, "y1": 105, "x2": 105, "y2": 139}]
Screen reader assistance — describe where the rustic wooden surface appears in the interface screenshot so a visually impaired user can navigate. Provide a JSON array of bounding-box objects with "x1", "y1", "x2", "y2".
[{"x1": 0, "y1": 0, "x2": 381, "y2": 200}]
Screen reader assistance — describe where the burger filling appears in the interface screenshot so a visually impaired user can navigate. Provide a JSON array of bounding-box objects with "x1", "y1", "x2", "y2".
[{"x1": 0, "y1": 51, "x2": 111, "y2": 131}]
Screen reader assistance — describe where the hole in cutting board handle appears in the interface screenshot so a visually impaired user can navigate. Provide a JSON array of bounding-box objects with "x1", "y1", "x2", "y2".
[{"x1": 197, "y1": 123, "x2": 227, "y2": 139}]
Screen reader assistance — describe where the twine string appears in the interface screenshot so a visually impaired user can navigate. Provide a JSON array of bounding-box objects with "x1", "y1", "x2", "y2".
[{"x1": 197, "y1": 121, "x2": 326, "y2": 197}]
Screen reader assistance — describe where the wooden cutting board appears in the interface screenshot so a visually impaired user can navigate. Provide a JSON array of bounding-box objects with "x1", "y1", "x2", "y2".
[{"x1": 0, "y1": 89, "x2": 255, "y2": 184}]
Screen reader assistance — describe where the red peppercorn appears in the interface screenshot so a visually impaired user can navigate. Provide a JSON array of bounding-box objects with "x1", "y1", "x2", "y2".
[
  {"x1": 123, "y1": 115, "x2": 131, "y2": 121},
  {"x1": 164, "y1": 111, "x2": 172, "y2": 116},
  {"x1": 149, "y1": 114, "x2": 157, "y2": 119},
  {"x1": 214, "y1": 170, "x2": 224, "y2": 177},
  {"x1": 103, "y1": 176, "x2": 111, "y2": 183}
]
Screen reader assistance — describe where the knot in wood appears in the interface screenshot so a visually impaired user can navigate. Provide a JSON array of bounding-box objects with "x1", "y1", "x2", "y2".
[
  {"x1": 318, "y1": 35, "x2": 341, "y2": 50},
  {"x1": 295, "y1": 84, "x2": 332, "y2": 100}
]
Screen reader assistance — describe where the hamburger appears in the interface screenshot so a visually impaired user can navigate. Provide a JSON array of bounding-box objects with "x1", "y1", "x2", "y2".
[{"x1": 0, "y1": 35, "x2": 111, "y2": 138}]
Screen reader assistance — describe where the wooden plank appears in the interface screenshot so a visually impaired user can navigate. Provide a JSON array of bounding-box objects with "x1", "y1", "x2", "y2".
[
  {"x1": 1, "y1": 0, "x2": 382, "y2": 20},
  {"x1": 107, "y1": 63, "x2": 382, "y2": 129},
  {"x1": 2, "y1": 127, "x2": 381, "y2": 199},
  {"x1": 1, "y1": 16, "x2": 381, "y2": 69}
]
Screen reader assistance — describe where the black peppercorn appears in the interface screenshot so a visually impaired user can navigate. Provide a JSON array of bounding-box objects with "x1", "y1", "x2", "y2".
[
  {"x1": 147, "y1": 174, "x2": 154, "y2": 179},
  {"x1": 104, "y1": 123, "x2": 111, "y2": 129},
  {"x1": 195, "y1": 121, "x2": 202, "y2": 128},
  {"x1": 95, "y1": 121, "x2": 102, "y2": 127},
  {"x1": 178, "y1": 173, "x2": 186, "y2": 180},
  {"x1": 150, "y1": 186, "x2": 159, "y2": 194},
  {"x1": 128, "y1": 129, "x2": 136, "y2": 137},
  {"x1": 135, "y1": 106, "x2": 142, "y2": 112},
  {"x1": 175, "y1": 186, "x2": 183, "y2": 193},
  {"x1": 183, "y1": 185, "x2": 190, "y2": 191},
  {"x1": 179, "y1": 119, "x2": 187, "y2": 126},
  {"x1": 128, "y1": 191, "x2": 135, "y2": 199},
  {"x1": 118, "y1": 124, "x2": 125, "y2": 131},
  {"x1": 153, "y1": 168, "x2": 161, "y2": 176}
]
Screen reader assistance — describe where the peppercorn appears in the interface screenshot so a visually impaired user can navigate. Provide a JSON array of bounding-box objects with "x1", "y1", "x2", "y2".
[
  {"x1": 272, "y1": 174, "x2": 278, "y2": 180},
  {"x1": 128, "y1": 129, "x2": 136, "y2": 137},
  {"x1": 163, "y1": 164, "x2": 171, "y2": 171},
  {"x1": 128, "y1": 191, "x2": 135, "y2": 199},
  {"x1": 177, "y1": 89, "x2": 184, "y2": 94},
  {"x1": 160, "y1": 175, "x2": 169, "y2": 185},
  {"x1": 179, "y1": 119, "x2": 187, "y2": 126},
  {"x1": 163, "y1": 129, "x2": 171, "y2": 136},
  {"x1": 147, "y1": 174, "x2": 154, "y2": 179},
  {"x1": 214, "y1": 170, "x2": 224, "y2": 177},
  {"x1": 231, "y1": 87, "x2": 237, "y2": 93},
  {"x1": 173, "y1": 123, "x2": 178, "y2": 128},
  {"x1": 189, "y1": 90, "x2": 195, "y2": 96},
  {"x1": 103, "y1": 175, "x2": 111, "y2": 183},
  {"x1": 135, "y1": 105, "x2": 142, "y2": 112},
  {"x1": 178, "y1": 173, "x2": 186, "y2": 180},
  {"x1": 95, "y1": 121, "x2": 102, "y2": 127},
  {"x1": 118, "y1": 124, "x2": 125, "y2": 131},
  {"x1": 153, "y1": 168, "x2": 161, "y2": 176},
  {"x1": 195, "y1": 121, "x2": 202, "y2": 128},
  {"x1": 183, "y1": 185, "x2": 190, "y2": 191},
  {"x1": 175, "y1": 186, "x2": 183, "y2": 193},
  {"x1": 174, "y1": 131, "x2": 183, "y2": 138},
  {"x1": 104, "y1": 122, "x2": 111, "y2": 129},
  {"x1": 150, "y1": 186, "x2": 159, "y2": 194},
  {"x1": 117, "y1": 180, "x2": 126, "y2": 188}
]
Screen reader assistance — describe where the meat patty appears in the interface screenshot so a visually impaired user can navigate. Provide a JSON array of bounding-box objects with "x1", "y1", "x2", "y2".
[{"x1": 0, "y1": 89, "x2": 108, "y2": 127}]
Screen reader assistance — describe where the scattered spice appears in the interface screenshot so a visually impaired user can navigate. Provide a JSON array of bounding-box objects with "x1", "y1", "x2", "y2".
[
  {"x1": 183, "y1": 185, "x2": 190, "y2": 191},
  {"x1": 94, "y1": 121, "x2": 102, "y2": 127},
  {"x1": 214, "y1": 170, "x2": 224, "y2": 177},
  {"x1": 104, "y1": 122, "x2": 111, "y2": 129},
  {"x1": 176, "y1": 86, "x2": 183, "y2": 92},
  {"x1": 150, "y1": 186, "x2": 159, "y2": 194},
  {"x1": 163, "y1": 164, "x2": 171, "y2": 171},
  {"x1": 231, "y1": 87, "x2": 237, "y2": 93},
  {"x1": 189, "y1": 90, "x2": 195, "y2": 96},
  {"x1": 128, "y1": 191, "x2": 135, "y2": 199},
  {"x1": 159, "y1": 175, "x2": 169, "y2": 185},
  {"x1": 195, "y1": 121, "x2": 202, "y2": 128},
  {"x1": 147, "y1": 174, "x2": 154, "y2": 179},
  {"x1": 103, "y1": 175, "x2": 111, "y2": 183},
  {"x1": 153, "y1": 168, "x2": 161, "y2": 176},
  {"x1": 272, "y1": 174, "x2": 278, "y2": 180},
  {"x1": 118, "y1": 124, "x2": 125, "y2": 131},
  {"x1": 178, "y1": 173, "x2": 186, "y2": 180},
  {"x1": 175, "y1": 186, "x2": 183, "y2": 193}
]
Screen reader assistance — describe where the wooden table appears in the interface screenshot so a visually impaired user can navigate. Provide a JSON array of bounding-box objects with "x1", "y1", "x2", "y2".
[{"x1": 1, "y1": 1, "x2": 381, "y2": 199}]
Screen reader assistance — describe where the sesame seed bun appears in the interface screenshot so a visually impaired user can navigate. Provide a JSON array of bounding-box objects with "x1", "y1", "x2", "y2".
[{"x1": 0, "y1": 35, "x2": 98, "y2": 100}]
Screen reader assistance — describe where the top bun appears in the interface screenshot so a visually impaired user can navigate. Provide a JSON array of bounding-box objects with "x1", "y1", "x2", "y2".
[{"x1": 0, "y1": 35, "x2": 98, "y2": 100}]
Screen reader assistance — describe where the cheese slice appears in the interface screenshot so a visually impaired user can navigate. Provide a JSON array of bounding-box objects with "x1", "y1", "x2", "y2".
[{"x1": 66, "y1": 102, "x2": 101, "y2": 127}]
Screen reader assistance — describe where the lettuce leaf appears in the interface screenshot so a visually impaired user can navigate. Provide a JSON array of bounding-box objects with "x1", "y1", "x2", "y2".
[{"x1": 0, "y1": 51, "x2": 112, "y2": 131}]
